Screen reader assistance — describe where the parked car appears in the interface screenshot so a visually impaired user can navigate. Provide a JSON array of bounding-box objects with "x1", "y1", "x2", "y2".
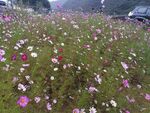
[
  {"x1": 0, "y1": 0, "x2": 13, "y2": 10},
  {"x1": 0, "y1": 0, "x2": 13, "y2": 15},
  {"x1": 0, "y1": 0, "x2": 6, "y2": 14},
  {"x1": 128, "y1": 6, "x2": 150, "y2": 24}
]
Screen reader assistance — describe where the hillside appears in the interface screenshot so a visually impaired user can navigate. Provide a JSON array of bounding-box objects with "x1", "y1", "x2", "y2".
[{"x1": 63, "y1": 0, "x2": 102, "y2": 12}]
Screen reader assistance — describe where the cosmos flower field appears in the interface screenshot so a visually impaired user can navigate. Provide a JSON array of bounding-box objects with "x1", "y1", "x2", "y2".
[{"x1": 0, "y1": 11, "x2": 150, "y2": 113}]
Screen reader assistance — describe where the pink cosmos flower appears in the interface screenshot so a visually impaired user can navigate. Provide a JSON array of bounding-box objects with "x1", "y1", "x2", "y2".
[
  {"x1": 17, "y1": 96, "x2": 30, "y2": 108},
  {"x1": 0, "y1": 55, "x2": 3, "y2": 61},
  {"x1": 96, "y1": 29, "x2": 102, "y2": 34},
  {"x1": 121, "y1": 62, "x2": 128, "y2": 70},
  {"x1": 0, "y1": 55, "x2": 6, "y2": 62},
  {"x1": 83, "y1": 44, "x2": 91, "y2": 49},
  {"x1": 88, "y1": 86, "x2": 98, "y2": 93},
  {"x1": 47, "y1": 102, "x2": 52, "y2": 111},
  {"x1": 12, "y1": 76, "x2": 18, "y2": 83},
  {"x1": 63, "y1": 64, "x2": 67, "y2": 69},
  {"x1": 21, "y1": 53, "x2": 28, "y2": 61},
  {"x1": 82, "y1": 15, "x2": 89, "y2": 20},
  {"x1": 72, "y1": 108, "x2": 80, "y2": 113},
  {"x1": 145, "y1": 94, "x2": 150, "y2": 101},
  {"x1": 126, "y1": 95, "x2": 135, "y2": 103},
  {"x1": 122, "y1": 79, "x2": 129, "y2": 88},
  {"x1": 92, "y1": 32, "x2": 98, "y2": 40},
  {"x1": 3, "y1": 16, "x2": 11, "y2": 22},
  {"x1": 118, "y1": 86, "x2": 123, "y2": 92},
  {"x1": 0, "y1": 49, "x2": 5, "y2": 56},
  {"x1": 147, "y1": 28, "x2": 150, "y2": 32},
  {"x1": 51, "y1": 58, "x2": 58, "y2": 64}
]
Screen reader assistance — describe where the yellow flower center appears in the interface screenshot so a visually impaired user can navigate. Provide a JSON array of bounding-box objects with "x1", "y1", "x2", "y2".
[{"x1": 20, "y1": 98, "x2": 25, "y2": 103}]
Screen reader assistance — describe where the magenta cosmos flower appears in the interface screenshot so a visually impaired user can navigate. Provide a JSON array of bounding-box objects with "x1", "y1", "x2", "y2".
[
  {"x1": 11, "y1": 54, "x2": 17, "y2": 61},
  {"x1": 72, "y1": 108, "x2": 80, "y2": 113},
  {"x1": 122, "y1": 79, "x2": 129, "y2": 88},
  {"x1": 17, "y1": 96, "x2": 30, "y2": 108},
  {"x1": 21, "y1": 53, "x2": 28, "y2": 61}
]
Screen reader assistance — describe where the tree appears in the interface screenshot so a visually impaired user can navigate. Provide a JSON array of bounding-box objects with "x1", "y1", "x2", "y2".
[{"x1": 16, "y1": 0, "x2": 51, "y2": 10}]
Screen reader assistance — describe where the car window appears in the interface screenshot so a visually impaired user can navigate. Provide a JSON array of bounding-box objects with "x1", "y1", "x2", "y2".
[
  {"x1": 136, "y1": 7, "x2": 147, "y2": 13},
  {"x1": 147, "y1": 8, "x2": 150, "y2": 15}
]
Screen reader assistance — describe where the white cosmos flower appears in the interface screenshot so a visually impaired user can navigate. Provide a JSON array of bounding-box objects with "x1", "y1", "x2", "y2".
[
  {"x1": 50, "y1": 76, "x2": 55, "y2": 80},
  {"x1": 18, "y1": 83, "x2": 26, "y2": 92},
  {"x1": 62, "y1": 17, "x2": 66, "y2": 20},
  {"x1": 25, "y1": 75, "x2": 30, "y2": 81},
  {"x1": 54, "y1": 49, "x2": 58, "y2": 54},
  {"x1": 19, "y1": 40, "x2": 25, "y2": 44},
  {"x1": 110, "y1": 100, "x2": 117, "y2": 107},
  {"x1": 64, "y1": 32, "x2": 67, "y2": 36},
  {"x1": 22, "y1": 64, "x2": 30, "y2": 67},
  {"x1": 95, "y1": 75, "x2": 102, "y2": 84},
  {"x1": 61, "y1": 43, "x2": 64, "y2": 46},
  {"x1": 53, "y1": 99, "x2": 57, "y2": 104},
  {"x1": 73, "y1": 25, "x2": 79, "y2": 29},
  {"x1": 20, "y1": 68, "x2": 25, "y2": 73},
  {"x1": 34, "y1": 97, "x2": 41, "y2": 103},
  {"x1": 101, "y1": 0, "x2": 105, "y2": 4},
  {"x1": 80, "y1": 109, "x2": 86, "y2": 113},
  {"x1": 14, "y1": 46, "x2": 19, "y2": 50},
  {"x1": 29, "y1": 80, "x2": 34, "y2": 84},
  {"x1": 89, "y1": 107, "x2": 97, "y2": 113},
  {"x1": 54, "y1": 68, "x2": 58, "y2": 71},
  {"x1": 130, "y1": 52, "x2": 136, "y2": 57},
  {"x1": 70, "y1": 20, "x2": 76, "y2": 24},
  {"x1": 52, "y1": 21, "x2": 55, "y2": 24},
  {"x1": 27, "y1": 46, "x2": 33, "y2": 51},
  {"x1": 16, "y1": 43, "x2": 21, "y2": 48},
  {"x1": 31, "y1": 52, "x2": 38, "y2": 58}
]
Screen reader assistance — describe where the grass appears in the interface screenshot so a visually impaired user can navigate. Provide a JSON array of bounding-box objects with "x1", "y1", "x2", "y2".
[{"x1": 0, "y1": 11, "x2": 150, "y2": 113}]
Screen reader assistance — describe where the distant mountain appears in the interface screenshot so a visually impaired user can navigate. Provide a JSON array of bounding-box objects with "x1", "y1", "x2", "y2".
[
  {"x1": 63, "y1": 0, "x2": 150, "y2": 15},
  {"x1": 63, "y1": 0, "x2": 102, "y2": 12}
]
